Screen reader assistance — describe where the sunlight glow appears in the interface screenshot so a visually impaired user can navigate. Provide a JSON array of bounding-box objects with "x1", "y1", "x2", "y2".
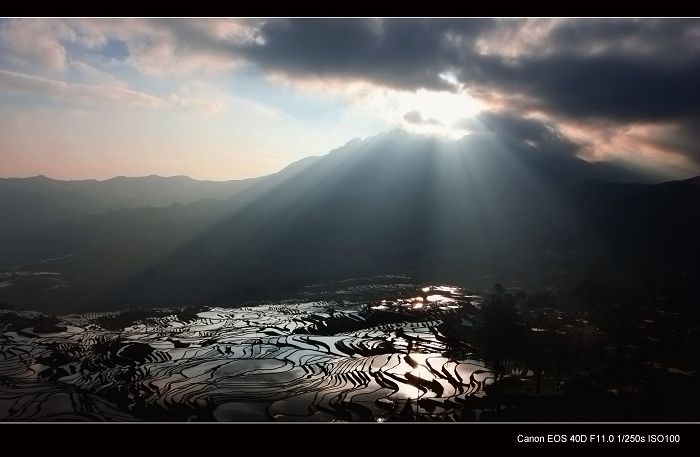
[
  {"x1": 396, "y1": 89, "x2": 484, "y2": 139},
  {"x1": 354, "y1": 87, "x2": 485, "y2": 140}
]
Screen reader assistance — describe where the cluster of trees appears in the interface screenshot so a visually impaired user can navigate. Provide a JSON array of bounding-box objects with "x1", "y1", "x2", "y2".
[{"x1": 444, "y1": 280, "x2": 699, "y2": 420}]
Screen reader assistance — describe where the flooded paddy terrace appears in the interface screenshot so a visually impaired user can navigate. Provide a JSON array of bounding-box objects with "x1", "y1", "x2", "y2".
[{"x1": 0, "y1": 281, "x2": 493, "y2": 422}]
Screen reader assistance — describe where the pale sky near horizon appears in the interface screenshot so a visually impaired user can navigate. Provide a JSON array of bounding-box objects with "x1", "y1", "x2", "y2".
[{"x1": 1, "y1": 18, "x2": 698, "y2": 182}]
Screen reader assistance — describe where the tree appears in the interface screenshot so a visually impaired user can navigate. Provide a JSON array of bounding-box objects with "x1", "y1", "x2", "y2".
[{"x1": 494, "y1": 283, "x2": 504, "y2": 296}]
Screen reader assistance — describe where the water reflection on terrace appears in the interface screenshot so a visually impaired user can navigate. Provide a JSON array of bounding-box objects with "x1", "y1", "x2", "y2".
[
  {"x1": 370, "y1": 284, "x2": 471, "y2": 312},
  {"x1": 0, "y1": 281, "x2": 496, "y2": 422}
]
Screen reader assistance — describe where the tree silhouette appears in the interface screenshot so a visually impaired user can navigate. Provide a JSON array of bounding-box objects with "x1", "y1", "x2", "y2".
[{"x1": 494, "y1": 283, "x2": 504, "y2": 296}]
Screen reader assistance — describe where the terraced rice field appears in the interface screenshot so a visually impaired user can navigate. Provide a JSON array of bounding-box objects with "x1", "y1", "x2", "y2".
[{"x1": 0, "y1": 285, "x2": 493, "y2": 421}]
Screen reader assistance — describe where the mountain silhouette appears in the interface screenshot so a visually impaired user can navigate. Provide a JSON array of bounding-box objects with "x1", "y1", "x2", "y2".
[
  {"x1": 0, "y1": 174, "x2": 261, "y2": 268},
  {"x1": 0, "y1": 130, "x2": 697, "y2": 313}
]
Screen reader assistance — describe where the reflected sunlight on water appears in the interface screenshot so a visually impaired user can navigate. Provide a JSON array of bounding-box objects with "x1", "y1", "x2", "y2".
[{"x1": 0, "y1": 281, "x2": 493, "y2": 421}]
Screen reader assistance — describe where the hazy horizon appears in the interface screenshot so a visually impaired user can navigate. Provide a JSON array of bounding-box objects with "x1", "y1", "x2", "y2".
[{"x1": 2, "y1": 127, "x2": 699, "y2": 184}]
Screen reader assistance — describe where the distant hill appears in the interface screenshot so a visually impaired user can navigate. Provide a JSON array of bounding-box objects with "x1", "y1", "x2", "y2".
[
  {"x1": 0, "y1": 174, "x2": 261, "y2": 268},
  {"x1": 0, "y1": 131, "x2": 697, "y2": 313}
]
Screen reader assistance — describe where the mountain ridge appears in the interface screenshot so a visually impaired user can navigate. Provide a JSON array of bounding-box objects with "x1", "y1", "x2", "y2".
[{"x1": 0, "y1": 131, "x2": 697, "y2": 314}]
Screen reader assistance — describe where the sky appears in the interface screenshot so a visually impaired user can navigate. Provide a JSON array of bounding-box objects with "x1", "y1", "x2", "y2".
[{"x1": 0, "y1": 18, "x2": 698, "y2": 182}]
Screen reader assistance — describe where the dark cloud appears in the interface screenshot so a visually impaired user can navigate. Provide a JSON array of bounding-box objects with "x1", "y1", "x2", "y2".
[
  {"x1": 639, "y1": 116, "x2": 700, "y2": 166},
  {"x1": 6, "y1": 18, "x2": 697, "y2": 134},
  {"x1": 452, "y1": 117, "x2": 478, "y2": 131},
  {"x1": 462, "y1": 111, "x2": 583, "y2": 157},
  {"x1": 129, "y1": 18, "x2": 699, "y2": 130},
  {"x1": 450, "y1": 111, "x2": 664, "y2": 182},
  {"x1": 236, "y1": 18, "x2": 699, "y2": 126},
  {"x1": 546, "y1": 19, "x2": 700, "y2": 57},
  {"x1": 237, "y1": 18, "x2": 495, "y2": 91},
  {"x1": 403, "y1": 110, "x2": 441, "y2": 126},
  {"x1": 458, "y1": 49, "x2": 699, "y2": 161},
  {"x1": 463, "y1": 52, "x2": 700, "y2": 124}
]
